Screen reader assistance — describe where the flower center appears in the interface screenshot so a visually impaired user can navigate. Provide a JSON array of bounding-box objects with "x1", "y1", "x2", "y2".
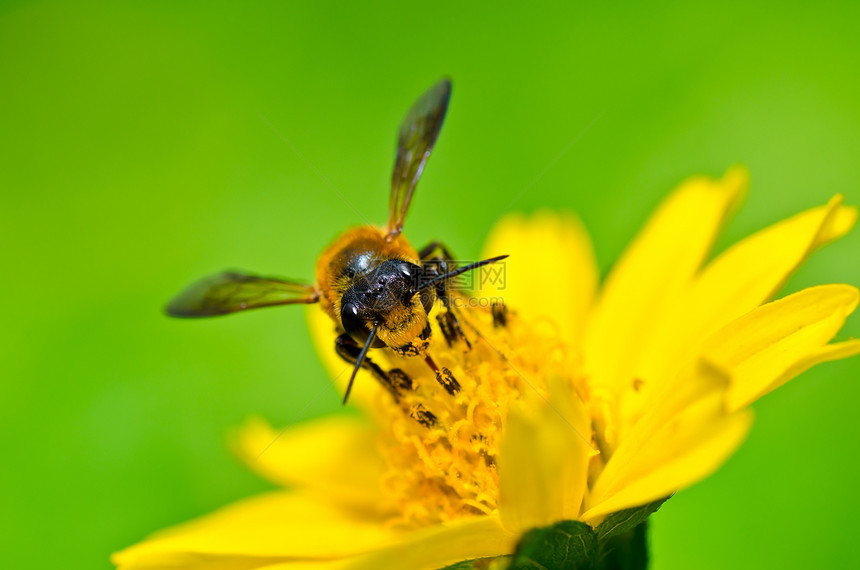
[{"x1": 373, "y1": 301, "x2": 582, "y2": 528}]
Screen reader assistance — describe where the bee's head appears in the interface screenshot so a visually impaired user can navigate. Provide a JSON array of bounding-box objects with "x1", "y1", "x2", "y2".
[{"x1": 339, "y1": 259, "x2": 433, "y2": 348}]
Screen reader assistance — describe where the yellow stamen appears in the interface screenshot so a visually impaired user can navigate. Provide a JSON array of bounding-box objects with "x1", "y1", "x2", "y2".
[{"x1": 373, "y1": 303, "x2": 588, "y2": 528}]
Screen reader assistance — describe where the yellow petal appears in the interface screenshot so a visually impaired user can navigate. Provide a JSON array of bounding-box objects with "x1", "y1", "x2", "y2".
[
  {"x1": 583, "y1": 167, "x2": 748, "y2": 397},
  {"x1": 112, "y1": 492, "x2": 397, "y2": 569},
  {"x1": 121, "y1": 554, "x2": 345, "y2": 570},
  {"x1": 701, "y1": 284, "x2": 860, "y2": 411},
  {"x1": 585, "y1": 362, "x2": 751, "y2": 520},
  {"x1": 342, "y1": 515, "x2": 515, "y2": 570},
  {"x1": 259, "y1": 563, "x2": 347, "y2": 570},
  {"x1": 233, "y1": 416, "x2": 390, "y2": 511},
  {"x1": 258, "y1": 516, "x2": 515, "y2": 570},
  {"x1": 632, "y1": 195, "x2": 858, "y2": 388},
  {"x1": 498, "y1": 376, "x2": 595, "y2": 533},
  {"x1": 479, "y1": 210, "x2": 598, "y2": 347},
  {"x1": 591, "y1": 362, "x2": 724, "y2": 496},
  {"x1": 583, "y1": 408, "x2": 752, "y2": 522},
  {"x1": 738, "y1": 340, "x2": 860, "y2": 407}
]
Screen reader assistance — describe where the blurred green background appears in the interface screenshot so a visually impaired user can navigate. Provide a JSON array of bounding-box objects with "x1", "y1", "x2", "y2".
[{"x1": 3, "y1": 0, "x2": 859, "y2": 568}]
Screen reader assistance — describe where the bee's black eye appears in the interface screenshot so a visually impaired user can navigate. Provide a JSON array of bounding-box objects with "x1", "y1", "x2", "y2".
[
  {"x1": 340, "y1": 303, "x2": 385, "y2": 348},
  {"x1": 340, "y1": 302, "x2": 386, "y2": 348},
  {"x1": 395, "y1": 261, "x2": 415, "y2": 279},
  {"x1": 340, "y1": 302, "x2": 368, "y2": 343},
  {"x1": 393, "y1": 261, "x2": 423, "y2": 294}
]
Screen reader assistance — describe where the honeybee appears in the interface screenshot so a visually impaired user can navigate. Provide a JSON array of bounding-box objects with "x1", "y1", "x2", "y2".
[{"x1": 166, "y1": 79, "x2": 506, "y2": 403}]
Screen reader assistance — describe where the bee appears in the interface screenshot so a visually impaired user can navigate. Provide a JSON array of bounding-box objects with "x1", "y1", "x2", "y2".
[{"x1": 166, "y1": 78, "x2": 506, "y2": 403}]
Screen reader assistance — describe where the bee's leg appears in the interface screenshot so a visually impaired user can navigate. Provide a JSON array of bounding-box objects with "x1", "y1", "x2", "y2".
[
  {"x1": 427, "y1": 271, "x2": 471, "y2": 348},
  {"x1": 408, "y1": 403, "x2": 439, "y2": 428},
  {"x1": 418, "y1": 241, "x2": 472, "y2": 348},
  {"x1": 422, "y1": 353, "x2": 461, "y2": 396},
  {"x1": 435, "y1": 298, "x2": 471, "y2": 349},
  {"x1": 491, "y1": 298, "x2": 508, "y2": 328},
  {"x1": 334, "y1": 334, "x2": 412, "y2": 399},
  {"x1": 397, "y1": 322, "x2": 461, "y2": 397},
  {"x1": 338, "y1": 334, "x2": 438, "y2": 427},
  {"x1": 418, "y1": 240, "x2": 457, "y2": 266}
]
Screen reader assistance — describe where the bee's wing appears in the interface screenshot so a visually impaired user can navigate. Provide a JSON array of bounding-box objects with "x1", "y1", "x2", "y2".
[
  {"x1": 387, "y1": 78, "x2": 452, "y2": 238},
  {"x1": 166, "y1": 271, "x2": 319, "y2": 317}
]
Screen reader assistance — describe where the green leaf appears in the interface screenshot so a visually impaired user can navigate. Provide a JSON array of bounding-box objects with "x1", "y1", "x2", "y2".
[
  {"x1": 595, "y1": 497, "x2": 669, "y2": 543},
  {"x1": 438, "y1": 499, "x2": 671, "y2": 570},
  {"x1": 600, "y1": 520, "x2": 651, "y2": 570},
  {"x1": 508, "y1": 520, "x2": 598, "y2": 570},
  {"x1": 438, "y1": 556, "x2": 512, "y2": 570}
]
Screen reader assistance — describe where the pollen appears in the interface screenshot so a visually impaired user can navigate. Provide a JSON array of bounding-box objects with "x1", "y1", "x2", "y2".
[{"x1": 373, "y1": 302, "x2": 586, "y2": 528}]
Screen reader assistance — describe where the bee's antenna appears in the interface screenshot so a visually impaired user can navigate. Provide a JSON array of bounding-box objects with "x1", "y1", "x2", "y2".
[
  {"x1": 342, "y1": 321, "x2": 380, "y2": 405},
  {"x1": 417, "y1": 255, "x2": 508, "y2": 293}
]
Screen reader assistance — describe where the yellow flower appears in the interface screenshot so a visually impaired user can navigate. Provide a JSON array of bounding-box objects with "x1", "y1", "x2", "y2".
[{"x1": 114, "y1": 166, "x2": 860, "y2": 569}]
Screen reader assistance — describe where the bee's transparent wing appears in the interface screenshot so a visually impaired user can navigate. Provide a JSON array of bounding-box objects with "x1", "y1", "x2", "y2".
[
  {"x1": 166, "y1": 271, "x2": 319, "y2": 317},
  {"x1": 387, "y1": 78, "x2": 452, "y2": 238}
]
